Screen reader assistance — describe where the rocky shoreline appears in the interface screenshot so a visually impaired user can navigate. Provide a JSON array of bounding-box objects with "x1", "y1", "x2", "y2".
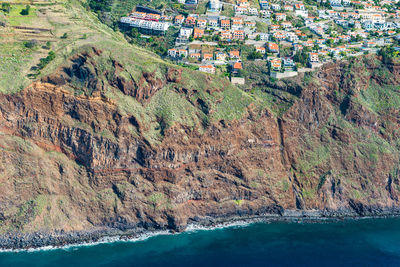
[{"x1": 2, "y1": 207, "x2": 400, "y2": 251}]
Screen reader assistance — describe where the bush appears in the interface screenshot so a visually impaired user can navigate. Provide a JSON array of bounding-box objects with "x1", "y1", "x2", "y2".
[
  {"x1": 20, "y1": 5, "x2": 30, "y2": 16},
  {"x1": 44, "y1": 41, "x2": 51, "y2": 49},
  {"x1": 37, "y1": 51, "x2": 56, "y2": 70},
  {"x1": 60, "y1": 32, "x2": 68, "y2": 39},
  {"x1": 24, "y1": 39, "x2": 38, "y2": 49},
  {"x1": 1, "y1": 3, "x2": 11, "y2": 13}
]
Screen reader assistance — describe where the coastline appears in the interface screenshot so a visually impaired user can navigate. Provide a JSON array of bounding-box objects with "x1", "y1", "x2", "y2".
[{"x1": 2, "y1": 207, "x2": 400, "y2": 252}]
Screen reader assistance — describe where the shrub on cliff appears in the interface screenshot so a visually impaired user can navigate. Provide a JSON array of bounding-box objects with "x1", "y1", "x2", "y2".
[{"x1": 20, "y1": 5, "x2": 30, "y2": 16}]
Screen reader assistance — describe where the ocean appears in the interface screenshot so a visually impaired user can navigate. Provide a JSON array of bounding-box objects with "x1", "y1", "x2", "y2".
[{"x1": 1, "y1": 218, "x2": 400, "y2": 266}]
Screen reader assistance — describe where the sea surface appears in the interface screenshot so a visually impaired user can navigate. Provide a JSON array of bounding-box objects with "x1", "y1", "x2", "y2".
[{"x1": 1, "y1": 218, "x2": 400, "y2": 266}]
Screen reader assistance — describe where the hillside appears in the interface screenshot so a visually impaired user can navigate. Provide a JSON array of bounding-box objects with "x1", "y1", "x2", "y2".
[{"x1": 1, "y1": 0, "x2": 400, "y2": 249}]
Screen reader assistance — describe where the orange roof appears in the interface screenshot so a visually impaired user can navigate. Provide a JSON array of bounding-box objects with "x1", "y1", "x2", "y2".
[
  {"x1": 233, "y1": 62, "x2": 243, "y2": 69},
  {"x1": 230, "y1": 50, "x2": 240, "y2": 57},
  {"x1": 269, "y1": 43, "x2": 279, "y2": 50},
  {"x1": 194, "y1": 28, "x2": 204, "y2": 33}
]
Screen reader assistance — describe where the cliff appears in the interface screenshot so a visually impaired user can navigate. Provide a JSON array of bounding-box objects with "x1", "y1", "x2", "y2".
[{"x1": 1, "y1": 48, "x2": 400, "y2": 249}]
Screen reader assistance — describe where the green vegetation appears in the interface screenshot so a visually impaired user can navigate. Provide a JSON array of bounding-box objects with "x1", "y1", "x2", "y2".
[{"x1": 20, "y1": 5, "x2": 30, "y2": 16}]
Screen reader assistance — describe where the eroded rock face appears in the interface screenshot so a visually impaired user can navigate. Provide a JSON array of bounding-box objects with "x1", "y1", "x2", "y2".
[{"x1": 1, "y1": 55, "x2": 400, "y2": 237}]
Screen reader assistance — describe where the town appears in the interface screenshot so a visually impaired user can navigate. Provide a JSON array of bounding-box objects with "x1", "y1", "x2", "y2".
[{"x1": 120, "y1": 0, "x2": 400, "y2": 82}]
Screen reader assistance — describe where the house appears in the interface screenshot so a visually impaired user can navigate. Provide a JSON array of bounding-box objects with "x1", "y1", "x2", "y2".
[
  {"x1": 202, "y1": 53, "x2": 213, "y2": 60},
  {"x1": 185, "y1": 16, "x2": 197, "y2": 26},
  {"x1": 232, "y1": 18, "x2": 244, "y2": 30},
  {"x1": 229, "y1": 50, "x2": 240, "y2": 59},
  {"x1": 233, "y1": 61, "x2": 243, "y2": 72},
  {"x1": 193, "y1": 28, "x2": 204, "y2": 39},
  {"x1": 237, "y1": 0, "x2": 249, "y2": 7},
  {"x1": 168, "y1": 48, "x2": 177, "y2": 57},
  {"x1": 270, "y1": 24, "x2": 280, "y2": 31},
  {"x1": 180, "y1": 27, "x2": 193, "y2": 39},
  {"x1": 281, "y1": 22, "x2": 292, "y2": 29},
  {"x1": 248, "y1": 7, "x2": 258, "y2": 16},
  {"x1": 256, "y1": 47, "x2": 266, "y2": 54},
  {"x1": 275, "y1": 13, "x2": 286, "y2": 21},
  {"x1": 271, "y1": 3, "x2": 281, "y2": 11},
  {"x1": 260, "y1": 10, "x2": 271, "y2": 18},
  {"x1": 189, "y1": 52, "x2": 201, "y2": 59},
  {"x1": 269, "y1": 57, "x2": 282, "y2": 70},
  {"x1": 235, "y1": 5, "x2": 247, "y2": 15},
  {"x1": 284, "y1": 5, "x2": 294, "y2": 11},
  {"x1": 220, "y1": 19, "x2": 231, "y2": 29},
  {"x1": 294, "y1": 3, "x2": 308, "y2": 18},
  {"x1": 268, "y1": 42, "x2": 279, "y2": 53},
  {"x1": 175, "y1": 15, "x2": 185, "y2": 25},
  {"x1": 295, "y1": 3, "x2": 305, "y2": 10},
  {"x1": 309, "y1": 52, "x2": 319, "y2": 63},
  {"x1": 178, "y1": 49, "x2": 188, "y2": 57},
  {"x1": 245, "y1": 21, "x2": 256, "y2": 28},
  {"x1": 233, "y1": 30, "x2": 245, "y2": 40},
  {"x1": 207, "y1": 17, "x2": 219, "y2": 28},
  {"x1": 286, "y1": 32, "x2": 298, "y2": 42},
  {"x1": 258, "y1": 32, "x2": 269, "y2": 41},
  {"x1": 273, "y1": 31, "x2": 286, "y2": 40},
  {"x1": 199, "y1": 65, "x2": 216, "y2": 74},
  {"x1": 215, "y1": 52, "x2": 227, "y2": 61},
  {"x1": 283, "y1": 58, "x2": 295, "y2": 69},
  {"x1": 197, "y1": 18, "x2": 207, "y2": 28},
  {"x1": 220, "y1": 30, "x2": 232, "y2": 40},
  {"x1": 329, "y1": 0, "x2": 342, "y2": 7},
  {"x1": 209, "y1": 0, "x2": 221, "y2": 12},
  {"x1": 260, "y1": 0, "x2": 269, "y2": 10}
]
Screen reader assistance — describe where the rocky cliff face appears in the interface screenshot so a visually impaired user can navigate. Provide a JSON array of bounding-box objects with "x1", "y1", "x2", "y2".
[{"x1": 1, "y1": 51, "x2": 400, "y2": 246}]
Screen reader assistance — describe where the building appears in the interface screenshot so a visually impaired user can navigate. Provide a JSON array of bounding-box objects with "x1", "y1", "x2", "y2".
[
  {"x1": 120, "y1": 17, "x2": 171, "y2": 35},
  {"x1": 197, "y1": 18, "x2": 207, "y2": 28},
  {"x1": 199, "y1": 65, "x2": 216, "y2": 74},
  {"x1": 202, "y1": 53, "x2": 213, "y2": 60},
  {"x1": 209, "y1": 0, "x2": 221, "y2": 12},
  {"x1": 233, "y1": 61, "x2": 243, "y2": 72},
  {"x1": 269, "y1": 57, "x2": 282, "y2": 70},
  {"x1": 220, "y1": 19, "x2": 231, "y2": 29},
  {"x1": 309, "y1": 52, "x2": 319, "y2": 63},
  {"x1": 260, "y1": 0, "x2": 269, "y2": 10},
  {"x1": 190, "y1": 52, "x2": 201, "y2": 59},
  {"x1": 215, "y1": 52, "x2": 227, "y2": 61},
  {"x1": 175, "y1": 15, "x2": 185, "y2": 25},
  {"x1": 275, "y1": 13, "x2": 287, "y2": 21},
  {"x1": 168, "y1": 48, "x2": 177, "y2": 57},
  {"x1": 268, "y1": 42, "x2": 279, "y2": 53},
  {"x1": 233, "y1": 30, "x2": 245, "y2": 40},
  {"x1": 193, "y1": 28, "x2": 204, "y2": 38},
  {"x1": 256, "y1": 47, "x2": 266, "y2": 54},
  {"x1": 220, "y1": 30, "x2": 232, "y2": 40},
  {"x1": 229, "y1": 50, "x2": 240, "y2": 59}
]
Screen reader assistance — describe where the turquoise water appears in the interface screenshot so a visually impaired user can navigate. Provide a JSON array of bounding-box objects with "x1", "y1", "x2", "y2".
[{"x1": 2, "y1": 218, "x2": 400, "y2": 266}]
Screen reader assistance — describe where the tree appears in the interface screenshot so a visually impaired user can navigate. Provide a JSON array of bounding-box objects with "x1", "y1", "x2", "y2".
[
  {"x1": 294, "y1": 50, "x2": 308, "y2": 66},
  {"x1": 247, "y1": 51, "x2": 263, "y2": 60},
  {"x1": 88, "y1": 0, "x2": 112, "y2": 12},
  {"x1": 61, "y1": 32, "x2": 68, "y2": 39},
  {"x1": 255, "y1": 35, "x2": 261, "y2": 41}
]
